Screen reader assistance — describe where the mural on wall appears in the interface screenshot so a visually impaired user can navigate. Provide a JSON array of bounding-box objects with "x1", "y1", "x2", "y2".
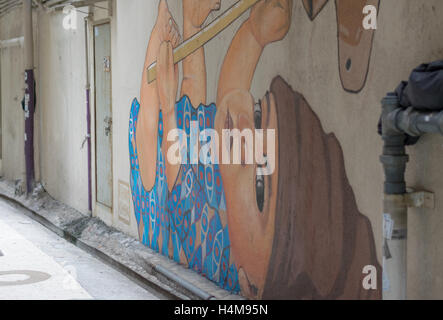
[
  {"x1": 336, "y1": 0, "x2": 379, "y2": 93},
  {"x1": 129, "y1": 0, "x2": 381, "y2": 299},
  {"x1": 302, "y1": 0, "x2": 329, "y2": 20},
  {"x1": 302, "y1": 0, "x2": 380, "y2": 92}
]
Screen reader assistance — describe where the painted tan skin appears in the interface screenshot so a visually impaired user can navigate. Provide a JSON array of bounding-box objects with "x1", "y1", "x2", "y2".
[
  {"x1": 215, "y1": 0, "x2": 292, "y2": 298},
  {"x1": 137, "y1": 0, "x2": 220, "y2": 192},
  {"x1": 137, "y1": 0, "x2": 179, "y2": 192},
  {"x1": 137, "y1": 0, "x2": 291, "y2": 297}
]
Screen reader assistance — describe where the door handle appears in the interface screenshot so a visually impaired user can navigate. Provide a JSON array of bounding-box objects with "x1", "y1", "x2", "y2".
[{"x1": 104, "y1": 116, "x2": 112, "y2": 137}]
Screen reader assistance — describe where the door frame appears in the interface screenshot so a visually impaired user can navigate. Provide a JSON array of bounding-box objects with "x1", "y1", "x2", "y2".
[
  {"x1": 92, "y1": 19, "x2": 113, "y2": 214},
  {"x1": 0, "y1": 51, "x2": 2, "y2": 176}
]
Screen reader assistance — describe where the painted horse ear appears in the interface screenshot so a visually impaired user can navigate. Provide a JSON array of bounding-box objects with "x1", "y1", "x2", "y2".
[
  {"x1": 336, "y1": 0, "x2": 380, "y2": 93},
  {"x1": 302, "y1": 0, "x2": 329, "y2": 20}
]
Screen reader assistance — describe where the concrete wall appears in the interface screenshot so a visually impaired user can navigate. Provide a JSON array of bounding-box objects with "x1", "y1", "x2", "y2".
[
  {"x1": 36, "y1": 9, "x2": 89, "y2": 214},
  {"x1": 0, "y1": 8, "x2": 25, "y2": 181},
  {"x1": 1, "y1": 0, "x2": 443, "y2": 299},
  {"x1": 108, "y1": 0, "x2": 147, "y2": 237}
]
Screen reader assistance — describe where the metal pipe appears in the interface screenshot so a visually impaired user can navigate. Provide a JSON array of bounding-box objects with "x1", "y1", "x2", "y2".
[
  {"x1": 380, "y1": 93, "x2": 409, "y2": 300},
  {"x1": 380, "y1": 93, "x2": 443, "y2": 299},
  {"x1": 0, "y1": 37, "x2": 24, "y2": 49},
  {"x1": 382, "y1": 194, "x2": 407, "y2": 300},
  {"x1": 84, "y1": 13, "x2": 92, "y2": 213},
  {"x1": 380, "y1": 93, "x2": 409, "y2": 195},
  {"x1": 23, "y1": 0, "x2": 35, "y2": 194},
  {"x1": 153, "y1": 264, "x2": 215, "y2": 300},
  {"x1": 386, "y1": 107, "x2": 443, "y2": 137},
  {"x1": 51, "y1": 0, "x2": 112, "y2": 11},
  {"x1": 380, "y1": 91, "x2": 443, "y2": 299},
  {"x1": 0, "y1": 0, "x2": 22, "y2": 18}
]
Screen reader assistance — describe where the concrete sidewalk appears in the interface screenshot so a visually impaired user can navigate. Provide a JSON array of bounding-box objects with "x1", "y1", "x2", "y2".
[
  {"x1": 0, "y1": 199, "x2": 163, "y2": 300},
  {"x1": 0, "y1": 178, "x2": 242, "y2": 300}
]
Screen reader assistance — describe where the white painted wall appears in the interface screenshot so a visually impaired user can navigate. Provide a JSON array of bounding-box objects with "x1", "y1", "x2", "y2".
[
  {"x1": 36, "y1": 9, "x2": 89, "y2": 214},
  {"x1": 0, "y1": 8, "x2": 25, "y2": 182}
]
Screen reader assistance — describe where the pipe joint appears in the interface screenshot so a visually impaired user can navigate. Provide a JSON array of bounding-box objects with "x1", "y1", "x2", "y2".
[
  {"x1": 398, "y1": 107, "x2": 422, "y2": 136},
  {"x1": 436, "y1": 110, "x2": 443, "y2": 135},
  {"x1": 385, "y1": 104, "x2": 443, "y2": 137}
]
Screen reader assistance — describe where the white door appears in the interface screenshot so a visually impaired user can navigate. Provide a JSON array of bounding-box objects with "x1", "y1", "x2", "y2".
[{"x1": 94, "y1": 23, "x2": 113, "y2": 208}]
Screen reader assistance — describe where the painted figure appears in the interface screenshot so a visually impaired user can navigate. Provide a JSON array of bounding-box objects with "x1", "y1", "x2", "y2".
[
  {"x1": 214, "y1": 0, "x2": 380, "y2": 299},
  {"x1": 130, "y1": 0, "x2": 381, "y2": 299},
  {"x1": 336, "y1": 0, "x2": 379, "y2": 93},
  {"x1": 130, "y1": 0, "x2": 240, "y2": 291},
  {"x1": 301, "y1": 0, "x2": 380, "y2": 93}
]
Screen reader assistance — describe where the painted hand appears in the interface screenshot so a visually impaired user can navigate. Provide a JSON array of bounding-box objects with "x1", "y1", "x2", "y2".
[
  {"x1": 160, "y1": 15, "x2": 181, "y2": 48},
  {"x1": 156, "y1": 0, "x2": 181, "y2": 48},
  {"x1": 249, "y1": 0, "x2": 293, "y2": 48},
  {"x1": 183, "y1": 0, "x2": 221, "y2": 29}
]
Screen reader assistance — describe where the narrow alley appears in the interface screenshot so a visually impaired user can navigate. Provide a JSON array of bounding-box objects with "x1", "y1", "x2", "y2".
[{"x1": 0, "y1": 197, "x2": 163, "y2": 300}]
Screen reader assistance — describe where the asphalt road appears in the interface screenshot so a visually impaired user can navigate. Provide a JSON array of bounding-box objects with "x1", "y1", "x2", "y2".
[{"x1": 0, "y1": 197, "x2": 163, "y2": 300}]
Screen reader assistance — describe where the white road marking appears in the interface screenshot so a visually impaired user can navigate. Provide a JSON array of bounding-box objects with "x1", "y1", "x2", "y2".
[
  {"x1": 0, "y1": 197, "x2": 163, "y2": 300},
  {"x1": 0, "y1": 218, "x2": 92, "y2": 300}
]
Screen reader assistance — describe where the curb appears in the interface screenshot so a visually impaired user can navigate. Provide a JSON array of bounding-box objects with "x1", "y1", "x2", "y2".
[
  {"x1": 0, "y1": 193, "x2": 184, "y2": 299},
  {"x1": 0, "y1": 181, "x2": 241, "y2": 300}
]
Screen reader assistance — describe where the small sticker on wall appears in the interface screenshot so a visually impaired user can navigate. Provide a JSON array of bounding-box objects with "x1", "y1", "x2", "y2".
[{"x1": 383, "y1": 213, "x2": 394, "y2": 240}]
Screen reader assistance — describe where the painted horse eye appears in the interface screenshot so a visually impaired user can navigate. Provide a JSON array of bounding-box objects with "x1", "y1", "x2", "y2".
[
  {"x1": 254, "y1": 101, "x2": 262, "y2": 129},
  {"x1": 256, "y1": 172, "x2": 265, "y2": 212}
]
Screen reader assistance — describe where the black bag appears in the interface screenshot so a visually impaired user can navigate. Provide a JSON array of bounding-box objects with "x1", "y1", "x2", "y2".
[
  {"x1": 378, "y1": 60, "x2": 443, "y2": 146},
  {"x1": 396, "y1": 60, "x2": 443, "y2": 111}
]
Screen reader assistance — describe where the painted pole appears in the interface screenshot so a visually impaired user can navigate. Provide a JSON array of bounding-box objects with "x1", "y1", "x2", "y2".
[
  {"x1": 382, "y1": 194, "x2": 408, "y2": 299},
  {"x1": 23, "y1": 0, "x2": 35, "y2": 194},
  {"x1": 380, "y1": 93, "x2": 409, "y2": 300},
  {"x1": 85, "y1": 14, "x2": 92, "y2": 213}
]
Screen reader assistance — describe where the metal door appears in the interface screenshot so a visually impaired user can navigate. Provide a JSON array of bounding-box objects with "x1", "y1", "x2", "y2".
[{"x1": 94, "y1": 23, "x2": 113, "y2": 208}]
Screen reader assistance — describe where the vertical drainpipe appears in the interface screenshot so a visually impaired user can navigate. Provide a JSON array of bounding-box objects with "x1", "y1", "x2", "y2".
[
  {"x1": 23, "y1": 0, "x2": 35, "y2": 194},
  {"x1": 85, "y1": 12, "x2": 92, "y2": 213},
  {"x1": 380, "y1": 92, "x2": 409, "y2": 300}
]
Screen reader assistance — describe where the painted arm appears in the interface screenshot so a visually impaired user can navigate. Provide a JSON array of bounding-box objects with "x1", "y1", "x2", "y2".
[
  {"x1": 137, "y1": 28, "x2": 162, "y2": 191},
  {"x1": 157, "y1": 41, "x2": 180, "y2": 192},
  {"x1": 217, "y1": 0, "x2": 292, "y2": 104},
  {"x1": 137, "y1": 0, "x2": 180, "y2": 191},
  {"x1": 181, "y1": 0, "x2": 221, "y2": 106},
  {"x1": 180, "y1": 7, "x2": 207, "y2": 107},
  {"x1": 216, "y1": 19, "x2": 262, "y2": 104}
]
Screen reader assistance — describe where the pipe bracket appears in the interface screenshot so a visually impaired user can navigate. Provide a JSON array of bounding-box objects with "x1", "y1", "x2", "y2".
[{"x1": 404, "y1": 190, "x2": 435, "y2": 209}]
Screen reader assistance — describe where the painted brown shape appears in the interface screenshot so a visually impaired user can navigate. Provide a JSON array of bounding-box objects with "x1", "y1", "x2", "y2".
[
  {"x1": 336, "y1": 0, "x2": 379, "y2": 93},
  {"x1": 260, "y1": 76, "x2": 381, "y2": 299},
  {"x1": 302, "y1": 0, "x2": 329, "y2": 20}
]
